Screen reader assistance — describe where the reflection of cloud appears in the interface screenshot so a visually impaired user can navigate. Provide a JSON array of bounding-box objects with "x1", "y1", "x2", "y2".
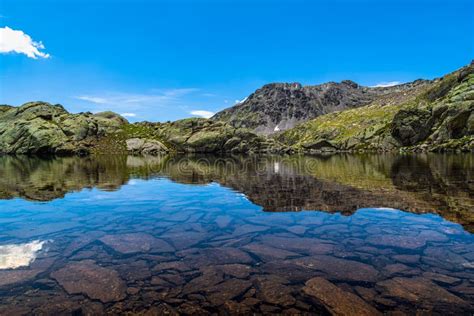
[{"x1": 0, "y1": 240, "x2": 46, "y2": 269}]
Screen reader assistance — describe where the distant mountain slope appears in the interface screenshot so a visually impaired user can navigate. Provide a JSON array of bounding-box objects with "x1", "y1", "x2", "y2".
[
  {"x1": 212, "y1": 78, "x2": 430, "y2": 135},
  {"x1": 276, "y1": 62, "x2": 474, "y2": 152}
]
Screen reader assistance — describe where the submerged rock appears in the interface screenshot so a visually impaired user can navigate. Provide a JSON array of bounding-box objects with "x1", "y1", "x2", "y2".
[
  {"x1": 99, "y1": 233, "x2": 174, "y2": 254},
  {"x1": 303, "y1": 277, "x2": 381, "y2": 316},
  {"x1": 51, "y1": 260, "x2": 126, "y2": 303},
  {"x1": 376, "y1": 277, "x2": 469, "y2": 309},
  {"x1": 289, "y1": 255, "x2": 379, "y2": 282}
]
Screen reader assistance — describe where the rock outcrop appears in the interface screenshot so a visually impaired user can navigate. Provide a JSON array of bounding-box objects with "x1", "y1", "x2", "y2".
[
  {"x1": 276, "y1": 62, "x2": 474, "y2": 153},
  {"x1": 116, "y1": 118, "x2": 290, "y2": 154},
  {"x1": 0, "y1": 102, "x2": 127, "y2": 155},
  {"x1": 213, "y1": 78, "x2": 430, "y2": 135},
  {"x1": 1, "y1": 63, "x2": 472, "y2": 155}
]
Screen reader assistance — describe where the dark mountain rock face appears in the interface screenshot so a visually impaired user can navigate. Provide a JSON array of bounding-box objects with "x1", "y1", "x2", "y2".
[{"x1": 212, "y1": 79, "x2": 430, "y2": 135}]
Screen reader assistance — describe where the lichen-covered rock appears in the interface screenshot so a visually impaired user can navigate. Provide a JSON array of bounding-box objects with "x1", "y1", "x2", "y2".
[
  {"x1": 277, "y1": 62, "x2": 474, "y2": 153},
  {"x1": 126, "y1": 138, "x2": 169, "y2": 154},
  {"x1": 0, "y1": 102, "x2": 128, "y2": 155},
  {"x1": 391, "y1": 108, "x2": 433, "y2": 146}
]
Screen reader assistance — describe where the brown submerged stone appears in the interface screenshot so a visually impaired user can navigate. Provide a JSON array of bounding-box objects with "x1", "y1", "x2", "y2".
[
  {"x1": 289, "y1": 255, "x2": 379, "y2": 282},
  {"x1": 255, "y1": 276, "x2": 296, "y2": 306},
  {"x1": 242, "y1": 243, "x2": 300, "y2": 261},
  {"x1": 0, "y1": 270, "x2": 42, "y2": 287},
  {"x1": 206, "y1": 279, "x2": 253, "y2": 305},
  {"x1": 376, "y1": 277, "x2": 468, "y2": 309},
  {"x1": 99, "y1": 233, "x2": 174, "y2": 254},
  {"x1": 261, "y1": 236, "x2": 334, "y2": 255},
  {"x1": 51, "y1": 260, "x2": 126, "y2": 303},
  {"x1": 303, "y1": 277, "x2": 381, "y2": 316}
]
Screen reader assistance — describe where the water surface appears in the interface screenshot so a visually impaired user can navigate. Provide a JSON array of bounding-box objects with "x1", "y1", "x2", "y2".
[{"x1": 0, "y1": 154, "x2": 473, "y2": 314}]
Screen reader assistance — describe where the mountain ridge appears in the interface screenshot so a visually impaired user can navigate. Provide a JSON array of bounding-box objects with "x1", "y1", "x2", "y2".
[
  {"x1": 212, "y1": 77, "x2": 432, "y2": 135},
  {"x1": 0, "y1": 61, "x2": 472, "y2": 155}
]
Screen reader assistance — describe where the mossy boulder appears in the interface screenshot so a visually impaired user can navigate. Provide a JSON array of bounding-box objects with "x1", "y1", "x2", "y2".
[
  {"x1": 0, "y1": 102, "x2": 128, "y2": 155},
  {"x1": 390, "y1": 108, "x2": 434, "y2": 146}
]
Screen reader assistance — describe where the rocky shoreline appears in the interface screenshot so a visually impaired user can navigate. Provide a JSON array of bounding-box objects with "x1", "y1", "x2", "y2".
[{"x1": 1, "y1": 63, "x2": 472, "y2": 156}]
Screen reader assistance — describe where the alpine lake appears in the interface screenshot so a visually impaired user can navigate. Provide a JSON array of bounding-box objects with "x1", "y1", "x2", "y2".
[{"x1": 0, "y1": 153, "x2": 473, "y2": 315}]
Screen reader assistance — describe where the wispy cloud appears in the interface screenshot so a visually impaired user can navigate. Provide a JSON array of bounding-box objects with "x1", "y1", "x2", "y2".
[
  {"x1": 0, "y1": 26, "x2": 50, "y2": 59},
  {"x1": 74, "y1": 88, "x2": 200, "y2": 121},
  {"x1": 202, "y1": 93, "x2": 217, "y2": 97},
  {"x1": 75, "y1": 88, "x2": 198, "y2": 106},
  {"x1": 371, "y1": 81, "x2": 402, "y2": 88},
  {"x1": 190, "y1": 110, "x2": 214, "y2": 118},
  {"x1": 76, "y1": 96, "x2": 109, "y2": 104}
]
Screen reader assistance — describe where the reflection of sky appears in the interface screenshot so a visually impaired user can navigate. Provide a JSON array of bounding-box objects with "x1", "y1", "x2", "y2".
[
  {"x1": 0, "y1": 178, "x2": 471, "y2": 252},
  {"x1": 0, "y1": 240, "x2": 46, "y2": 269}
]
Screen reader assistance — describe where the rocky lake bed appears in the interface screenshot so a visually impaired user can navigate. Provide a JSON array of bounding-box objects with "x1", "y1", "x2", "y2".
[{"x1": 0, "y1": 153, "x2": 472, "y2": 315}]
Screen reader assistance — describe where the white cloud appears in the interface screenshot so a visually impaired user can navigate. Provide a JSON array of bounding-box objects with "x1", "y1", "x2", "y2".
[
  {"x1": 0, "y1": 26, "x2": 50, "y2": 59},
  {"x1": 371, "y1": 81, "x2": 402, "y2": 88},
  {"x1": 121, "y1": 112, "x2": 137, "y2": 117},
  {"x1": 190, "y1": 110, "x2": 214, "y2": 118}
]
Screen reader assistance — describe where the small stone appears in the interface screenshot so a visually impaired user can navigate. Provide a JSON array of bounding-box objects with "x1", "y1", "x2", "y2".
[{"x1": 206, "y1": 279, "x2": 252, "y2": 305}]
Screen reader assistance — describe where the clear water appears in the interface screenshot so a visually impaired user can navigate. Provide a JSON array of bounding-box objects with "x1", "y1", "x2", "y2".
[{"x1": 0, "y1": 154, "x2": 473, "y2": 314}]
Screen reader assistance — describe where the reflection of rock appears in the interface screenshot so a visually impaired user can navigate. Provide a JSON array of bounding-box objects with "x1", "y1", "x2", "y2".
[
  {"x1": 51, "y1": 260, "x2": 126, "y2": 303},
  {"x1": 0, "y1": 240, "x2": 46, "y2": 269},
  {"x1": 0, "y1": 153, "x2": 473, "y2": 231},
  {"x1": 99, "y1": 233, "x2": 174, "y2": 254},
  {"x1": 303, "y1": 277, "x2": 381, "y2": 316}
]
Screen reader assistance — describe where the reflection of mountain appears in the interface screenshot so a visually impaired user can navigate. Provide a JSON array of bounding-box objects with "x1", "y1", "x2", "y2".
[{"x1": 0, "y1": 154, "x2": 472, "y2": 231}]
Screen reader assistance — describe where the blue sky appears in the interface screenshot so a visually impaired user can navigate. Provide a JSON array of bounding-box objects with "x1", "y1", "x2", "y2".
[{"x1": 0, "y1": 0, "x2": 472, "y2": 122}]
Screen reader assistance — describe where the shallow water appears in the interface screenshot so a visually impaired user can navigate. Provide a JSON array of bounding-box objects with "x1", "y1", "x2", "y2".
[{"x1": 0, "y1": 154, "x2": 473, "y2": 314}]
